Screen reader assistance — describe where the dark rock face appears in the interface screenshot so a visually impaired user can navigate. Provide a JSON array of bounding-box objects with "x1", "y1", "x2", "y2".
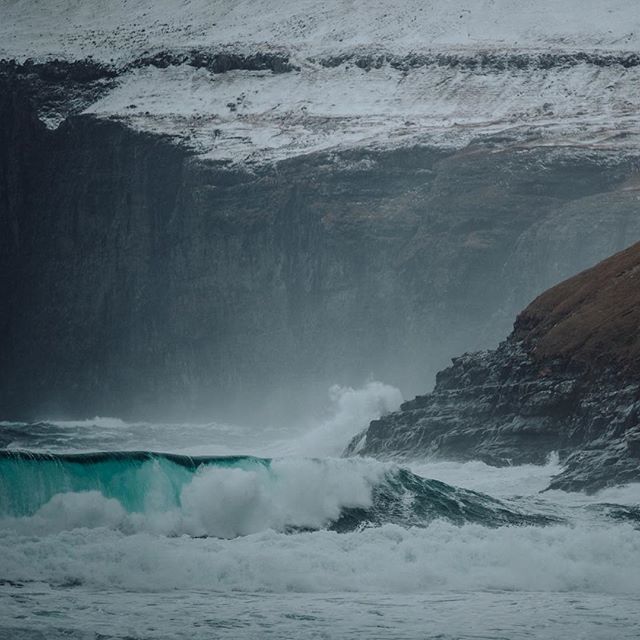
[
  {"x1": 0, "y1": 59, "x2": 117, "y2": 126},
  {"x1": 126, "y1": 49, "x2": 297, "y2": 74},
  {"x1": 348, "y1": 244, "x2": 640, "y2": 492},
  {"x1": 348, "y1": 341, "x2": 640, "y2": 491},
  {"x1": 349, "y1": 343, "x2": 570, "y2": 465},
  {"x1": 320, "y1": 50, "x2": 640, "y2": 72},
  {"x1": 2, "y1": 60, "x2": 640, "y2": 424}
]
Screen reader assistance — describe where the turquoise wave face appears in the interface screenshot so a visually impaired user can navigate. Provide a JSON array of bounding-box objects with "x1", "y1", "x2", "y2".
[
  {"x1": 0, "y1": 451, "x2": 556, "y2": 535},
  {"x1": 0, "y1": 451, "x2": 269, "y2": 517}
]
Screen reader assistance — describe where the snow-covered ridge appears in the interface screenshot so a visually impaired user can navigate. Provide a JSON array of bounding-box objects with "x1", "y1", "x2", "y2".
[
  {"x1": 82, "y1": 53, "x2": 640, "y2": 164},
  {"x1": 3, "y1": 0, "x2": 639, "y2": 164},
  {"x1": 1, "y1": 0, "x2": 639, "y2": 62},
  {"x1": 8, "y1": 49, "x2": 640, "y2": 164}
]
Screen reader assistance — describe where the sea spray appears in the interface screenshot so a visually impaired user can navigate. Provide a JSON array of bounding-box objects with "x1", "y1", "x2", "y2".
[
  {"x1": 287, "y1": 381, "x2": 403, "y2": 456},
  {"x1": 0, "y1": 381, "x2": 403, "y2": 458}
]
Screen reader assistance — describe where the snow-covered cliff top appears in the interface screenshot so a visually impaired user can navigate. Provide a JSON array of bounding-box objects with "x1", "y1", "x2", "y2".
[
  {"x1": 2, "y1": 0, "x2": 639, "y2": 164},
  {"x1": 2, "y1": 0, "x2": 639, "y2": 61}
]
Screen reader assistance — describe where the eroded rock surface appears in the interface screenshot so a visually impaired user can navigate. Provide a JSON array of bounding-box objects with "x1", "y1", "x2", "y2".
[{"x1": 348, "y1": 243, "x2": 640, "y2": 492}]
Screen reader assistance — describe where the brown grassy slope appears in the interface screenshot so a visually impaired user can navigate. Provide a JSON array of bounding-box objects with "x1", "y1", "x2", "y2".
[{"x1": 513, "y1": 241, "x2": 640, "y2": 375}]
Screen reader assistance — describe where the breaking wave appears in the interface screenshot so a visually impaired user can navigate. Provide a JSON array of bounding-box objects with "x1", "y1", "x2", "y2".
[
  {"x1": 0, "y1": 451, "x2": 551, "y2": 537},
  {"x1": 1, "y1": 451, "x2": 638, "y2": 597}
]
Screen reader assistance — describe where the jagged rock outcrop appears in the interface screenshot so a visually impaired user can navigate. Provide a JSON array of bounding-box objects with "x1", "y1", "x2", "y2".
[{"x1": 347, "y1": 243, "x2": 640, "y2": 492}]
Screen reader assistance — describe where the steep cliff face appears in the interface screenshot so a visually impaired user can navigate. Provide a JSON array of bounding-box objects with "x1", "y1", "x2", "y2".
[
  {"x1": 2, "y1": 57, "x2": 640, "y2": 422},
  {"x1": 349, "y1": 243, "x2": 640, "y2": 492},
  {"x1": 0, "y1": 38, "x2": 640, "y2": 420}
]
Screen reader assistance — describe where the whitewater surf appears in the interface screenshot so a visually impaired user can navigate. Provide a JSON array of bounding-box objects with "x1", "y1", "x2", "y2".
[{"x1": 1, "y1": 398, "x2": 639, "y2": 640}]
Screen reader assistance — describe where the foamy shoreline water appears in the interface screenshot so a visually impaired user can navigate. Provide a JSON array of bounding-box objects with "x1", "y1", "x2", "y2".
[{"x1": 1, "y1": 384, "x2": 639, "y2": 639}]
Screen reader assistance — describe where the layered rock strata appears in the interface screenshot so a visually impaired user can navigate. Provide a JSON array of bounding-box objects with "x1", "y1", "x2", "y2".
[{"x1": 348, "y1": 243, "x2": 640, "y2": 492}]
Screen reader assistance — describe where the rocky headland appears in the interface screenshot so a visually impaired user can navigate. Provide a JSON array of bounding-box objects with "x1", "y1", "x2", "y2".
[{"x1": 347, "y1": 243, "x2": 640, "y2": 492}]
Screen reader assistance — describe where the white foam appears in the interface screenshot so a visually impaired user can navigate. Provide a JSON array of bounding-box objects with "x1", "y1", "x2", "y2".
[
  {"x1": 16, "y1": 491, "x2": 128, "y2": 533},
  {"x1": 408, "y1": 454, "x2": 563, "y2": 499},
  {"x1": 2, "y1": 519, "x2": 639, "y2": 594},
  {"x1": 177, "y1": 457, "x2": 381, "y2": 537},
  {"x1": 0, "y1": 457, "x2": 386, "y2": 537},
  {"x1": 544, "y1": 482, "x2": 640, "y2": 508}
]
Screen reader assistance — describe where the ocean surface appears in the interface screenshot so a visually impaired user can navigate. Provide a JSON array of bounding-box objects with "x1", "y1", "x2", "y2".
[{"x1": 1, "y1": 383, "x2": 639, "y2": 639}]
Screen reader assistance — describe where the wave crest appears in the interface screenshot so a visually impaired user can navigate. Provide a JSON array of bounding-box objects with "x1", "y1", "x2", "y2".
[{"x1": 0, "y1": 452, "x2": 551, "y2": 537}]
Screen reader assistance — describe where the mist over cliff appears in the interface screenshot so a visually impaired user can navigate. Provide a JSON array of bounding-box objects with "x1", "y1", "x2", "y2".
[{"x1": 1, "y1": 0, "x2": 640, "y2": 423}]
